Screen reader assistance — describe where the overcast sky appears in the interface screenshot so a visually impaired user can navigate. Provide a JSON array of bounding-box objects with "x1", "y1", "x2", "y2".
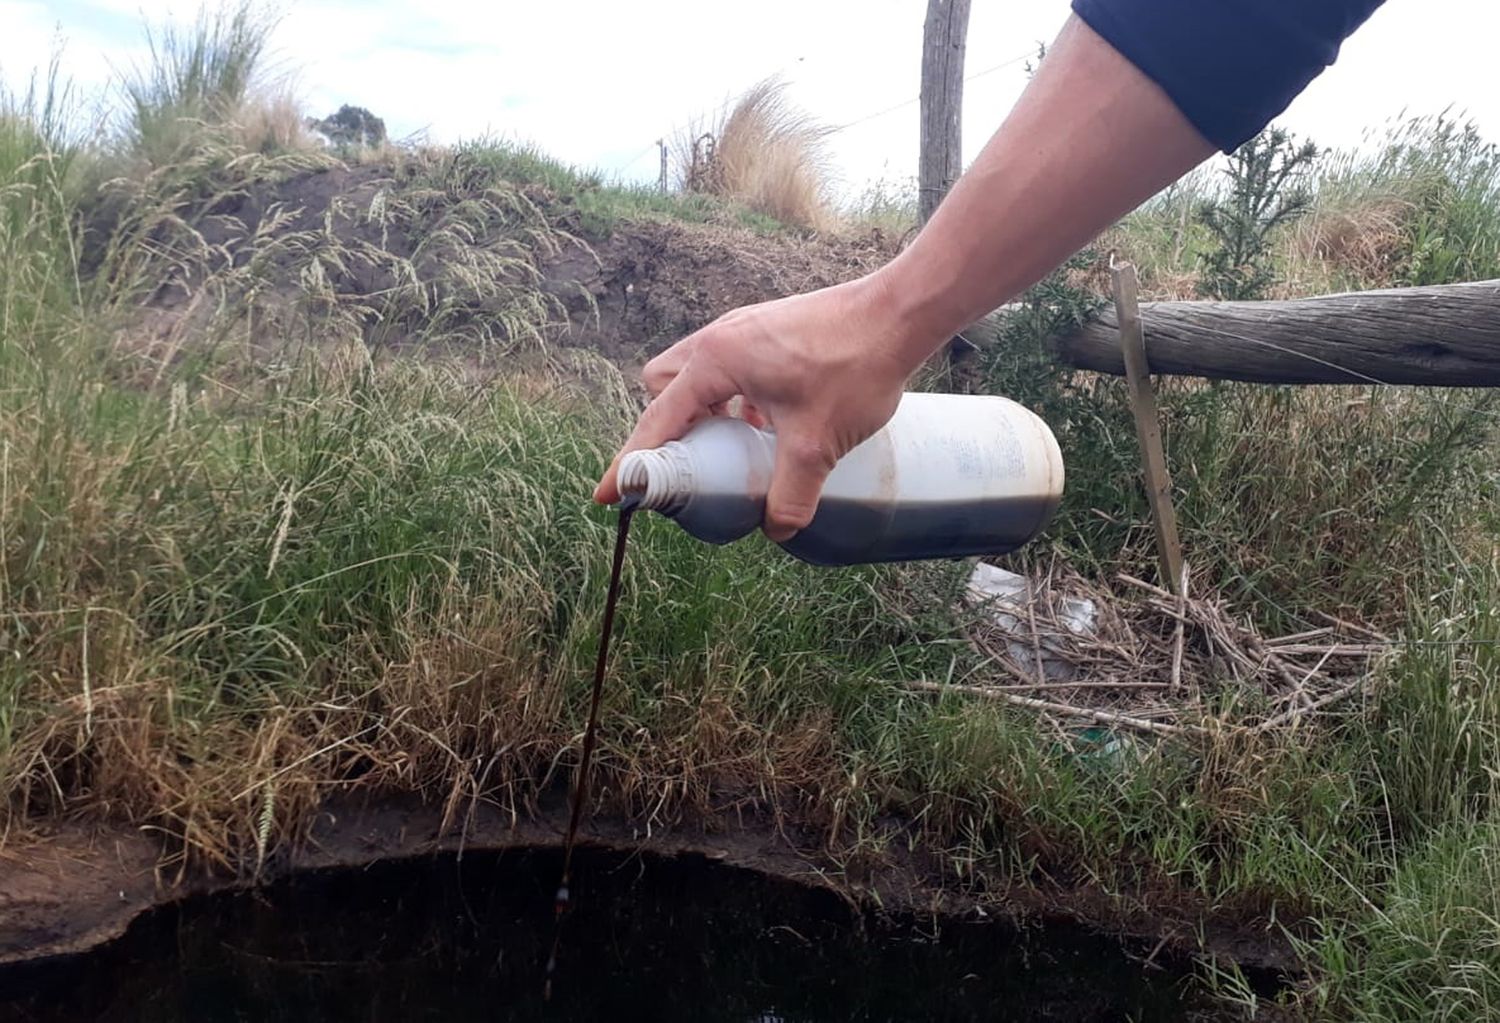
[{"x1": 4, "y1": 1, "x2": 1497, "y2": 197}]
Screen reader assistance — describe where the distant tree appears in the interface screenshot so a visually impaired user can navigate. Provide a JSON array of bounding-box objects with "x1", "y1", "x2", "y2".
[
  {"x1": 309, "y1": 105, "x2": 387, "y2": 148},
  {"x1": 1196, "y1": 128, "x2": 1321, "y2": 300}
]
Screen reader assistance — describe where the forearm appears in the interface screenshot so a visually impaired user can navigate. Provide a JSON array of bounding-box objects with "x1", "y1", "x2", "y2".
[{"x1": 867, "y1": 14, "x2": 1215, "y2": 369}]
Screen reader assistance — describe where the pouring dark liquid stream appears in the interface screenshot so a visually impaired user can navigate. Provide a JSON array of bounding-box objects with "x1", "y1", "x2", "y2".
[{"x1": 544, "y1": 498, "x2": 636, "y2": 1000}]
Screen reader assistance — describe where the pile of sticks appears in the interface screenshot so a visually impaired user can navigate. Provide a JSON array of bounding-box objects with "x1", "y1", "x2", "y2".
[{"x1": 909, "y1": 563, "x2": 1392, "y2": 740}]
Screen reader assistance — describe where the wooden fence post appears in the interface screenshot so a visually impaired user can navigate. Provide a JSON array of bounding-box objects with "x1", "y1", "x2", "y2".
[{"x1": 919, "y1": 0, "x2": 971, "y2": 225}]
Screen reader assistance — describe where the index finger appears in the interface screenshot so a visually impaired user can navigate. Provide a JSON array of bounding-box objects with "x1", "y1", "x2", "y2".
[{"x1": 592, "y1": 355, "x2": 738, "y2": 504}]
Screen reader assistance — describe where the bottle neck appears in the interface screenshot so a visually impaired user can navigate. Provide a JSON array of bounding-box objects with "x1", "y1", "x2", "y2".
[{"x1": 617, "y1": 444, "x2": 691, "y2": 515}]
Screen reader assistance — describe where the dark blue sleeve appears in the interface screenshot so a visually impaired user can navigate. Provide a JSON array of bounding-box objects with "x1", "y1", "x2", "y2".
[{"x1": 1071, "y1": 0, "x2": 1386, "y2": 152}]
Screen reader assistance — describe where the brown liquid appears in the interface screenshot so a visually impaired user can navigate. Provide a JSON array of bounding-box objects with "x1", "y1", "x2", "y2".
[
  {"x1": 677, "y1": 494, "x2": 1060, "y2": 566},
  {"x1": 787, "y1": 494, "x2": 1060, "y2": 564},
  {"x1": 542, "y1": 491, "x2": 1051, "y2": 994},
  {"x1": 544, "y1": 499, "x2": 636, "y2": 1000}
]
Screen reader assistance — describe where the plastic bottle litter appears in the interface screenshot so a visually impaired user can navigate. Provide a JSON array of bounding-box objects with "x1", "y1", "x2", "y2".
[
  {"x1": 965, "y1": 562, "x2": 1098, "y2": 680},
  {"x1": 617, "y1": 392, "x2": 1064, "y2": 566}
]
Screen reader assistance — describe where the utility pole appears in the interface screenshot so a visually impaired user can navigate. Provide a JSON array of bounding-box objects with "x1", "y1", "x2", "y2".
[
  {"x1": 657, "y1": 139, "x2": 669, "y2": 193},
  {"x1": 919, "y1": 0, "x2": 971, "y2": 225}
]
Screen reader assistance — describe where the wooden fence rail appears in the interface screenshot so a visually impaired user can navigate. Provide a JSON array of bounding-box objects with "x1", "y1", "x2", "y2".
[{"x1": 1052, "y1": 279, "x2": 1500, "y2": 386}]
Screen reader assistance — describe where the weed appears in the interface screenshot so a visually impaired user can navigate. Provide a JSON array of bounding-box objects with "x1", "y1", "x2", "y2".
[{"x1": 840, "y1": 174, "x2": 918, "y2": 236}]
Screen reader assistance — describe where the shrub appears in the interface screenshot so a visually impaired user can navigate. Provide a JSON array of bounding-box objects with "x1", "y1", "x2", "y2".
[
  {"x1": 1195, "y1": 127, "x2": 1320, "y2": 300},
  {"x1": 309, "y1": 104, "x2": 387, "y2": 149}
]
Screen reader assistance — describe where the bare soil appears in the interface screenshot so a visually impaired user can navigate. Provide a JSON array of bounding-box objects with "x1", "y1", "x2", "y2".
[
  {"x1": 138, "y1": 162, "x2": 894, "y2": 368},
  {"x1": 541, "y1": 218, "x2": 892, "y2": 364}
]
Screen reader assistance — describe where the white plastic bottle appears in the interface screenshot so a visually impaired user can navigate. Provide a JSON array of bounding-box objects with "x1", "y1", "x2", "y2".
[{"x1": 616, "y1": 392, "x2": 1063, "y2": 566}]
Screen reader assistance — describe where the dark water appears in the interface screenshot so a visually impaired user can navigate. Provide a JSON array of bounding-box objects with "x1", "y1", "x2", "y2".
[{"x1": 1, "y1": 848, "x2": 1200, "y2": 1022}]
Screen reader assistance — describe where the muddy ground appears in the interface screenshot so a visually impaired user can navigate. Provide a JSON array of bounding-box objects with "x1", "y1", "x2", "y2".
[{"x1": 540, "y1": 217, "x2": 893, "y2": 363}]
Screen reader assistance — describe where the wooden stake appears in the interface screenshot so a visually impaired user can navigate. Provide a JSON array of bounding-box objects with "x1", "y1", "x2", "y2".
[
  {"x1": 1169, "y1": 561, "x2": 1188, "y2": 693},
  {"x1": 1112, "y1": 259, "x2": 1185, "y2": 596}
]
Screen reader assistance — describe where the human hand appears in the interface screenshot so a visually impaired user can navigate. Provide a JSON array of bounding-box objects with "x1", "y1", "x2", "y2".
[{"x1": 593, "y1": 273, "x2": 929, "y2": 541}]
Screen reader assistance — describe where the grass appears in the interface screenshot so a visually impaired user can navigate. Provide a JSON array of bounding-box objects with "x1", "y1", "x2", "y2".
[
  {"x1": 1305, "y1": 815, "x2": 1500, "y2": 1020},
  {"x1": 1113, "y1": 114, "x2": 1500, "y2": 300},
  {"x1": 447, "y1": 139, "x2": 792, "y2": 240},
  {"x1": 679, "y1": 77, "x2": 835, "y2": 232},
  {"x1": 1295, "y1": 115, "x2": 1500, "y2": 291},
  {"x1": 5, "y1": 11, "x2": 1500, "y2": 1020},
  {"x1": 122, "y1": 2, "x2": 313, "y2": 166},
  {"x1": 0, "y1": 64, "x2": 83, "y2": 334},
  {"x1": 841, "y1": 174, "x2": 919, "y2": 236}
]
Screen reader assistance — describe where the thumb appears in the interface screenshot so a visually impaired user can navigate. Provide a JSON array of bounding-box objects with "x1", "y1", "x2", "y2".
[{"x1": 763, "y1": 430, "x2": 837, "y2": 542}]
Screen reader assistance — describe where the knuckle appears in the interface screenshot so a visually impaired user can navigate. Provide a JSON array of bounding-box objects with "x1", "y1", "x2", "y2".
[{"x1": 641, "y1": 361, "x2": 671, "y2": 392}]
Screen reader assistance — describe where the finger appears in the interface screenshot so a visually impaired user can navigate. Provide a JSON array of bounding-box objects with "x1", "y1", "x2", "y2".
[
  {"x1": 593, "y1": 358, "x2": 737, "y2": 503},
  {"x1": 739, "y1": 400, "x2": 767, "y2": 429},
  {"x1": 641, "y1": 331, "x2": 703, "y2": 397},
  {"x1": 763, "y1": 430, "x2": 836, "y2": 542}
]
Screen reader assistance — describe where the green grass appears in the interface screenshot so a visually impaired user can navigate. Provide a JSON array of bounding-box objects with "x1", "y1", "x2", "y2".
[
  {"x1": 122, "y1": 2, "x2": 272, "y2": 166},
  {"x1": 0, "y1": 62, "x2": 83, "y2": 330},
  {"x1": 6, "y1": 10, "x2": 1500, "y2": 1018},
  {"x1": 1113, "y1": 115, "x2": 1500, "y2": 298},
  {"x1": 451, "y1": 139, "x2": 791, "y2": 240},
  {"x1": 1304, "y1": 815, "x2": 1500, "y2": 1021}
]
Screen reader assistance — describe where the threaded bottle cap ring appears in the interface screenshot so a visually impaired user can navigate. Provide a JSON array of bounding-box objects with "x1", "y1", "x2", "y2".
[{"x1": 617, "y1": 445, "x2": 690, "y2": 514}]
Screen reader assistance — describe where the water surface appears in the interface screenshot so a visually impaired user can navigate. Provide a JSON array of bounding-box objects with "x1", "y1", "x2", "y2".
[{"x1": 2, "y1": 848, "x2": 1195, "y2": 1021}]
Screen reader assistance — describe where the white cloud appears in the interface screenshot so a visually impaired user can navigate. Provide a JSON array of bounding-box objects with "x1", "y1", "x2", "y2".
[{"x1": 8, "y1": 0, "x2": 1499, "y2": 196}]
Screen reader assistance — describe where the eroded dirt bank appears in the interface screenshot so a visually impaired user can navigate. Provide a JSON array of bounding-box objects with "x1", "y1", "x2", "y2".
[{"x1": 1, "y1": 795, "x2": 1295, "y2": 978}]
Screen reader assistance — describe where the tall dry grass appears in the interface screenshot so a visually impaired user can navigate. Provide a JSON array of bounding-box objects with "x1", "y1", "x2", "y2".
[
  {"x1": 680, "y1": 78, "x2": 834, "y2": 231},
  {"x1": 121, "y1": 1, "x2": 310, "y2": 166}
]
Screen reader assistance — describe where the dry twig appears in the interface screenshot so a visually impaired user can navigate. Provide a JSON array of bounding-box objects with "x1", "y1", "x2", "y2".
[{"x1": 943, "y1": 561, "x2": 1384, "y2": 738}]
